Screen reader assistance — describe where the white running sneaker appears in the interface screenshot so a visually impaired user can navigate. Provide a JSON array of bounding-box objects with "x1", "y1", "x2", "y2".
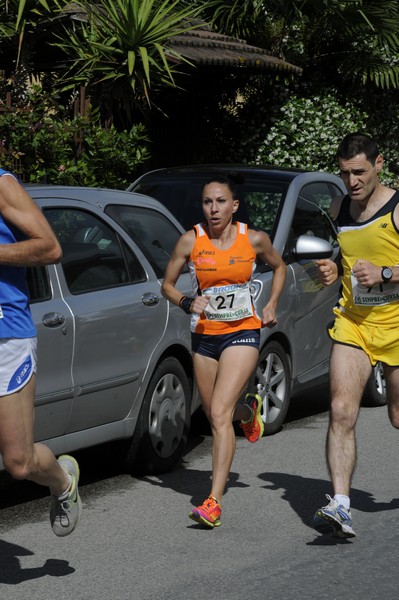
[
  {"x1": 313, "y1": 494, "x2": 356, "y2": 538},
  {"x1": 50, "y1": 455, "x2": 82, "y2": 537}
]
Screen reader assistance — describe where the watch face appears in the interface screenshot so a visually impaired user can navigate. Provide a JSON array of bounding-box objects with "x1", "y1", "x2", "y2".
[{"x1": 382, "y1": 267, "x2": 393, "y2": 281}]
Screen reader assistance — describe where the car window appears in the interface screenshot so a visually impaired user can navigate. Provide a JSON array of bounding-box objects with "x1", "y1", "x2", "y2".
[
  {"x1": 105, "y1": 204, "x2": 183, "y2": 278},
  {"x1": 287, "y1": 197, "x2": 338, "y2": 259},
  {"x1": 242, "y1": 185, "x2": 285, "y2": 235},
  {"x1": 44, "y1": 208, "x2": 146, "y2": 294},
  {"x1": 299, "y1": 181, "x2": 342, "y2": 213},
  {"x1": 27, "y1": 266, "x2": 51, "y2": 303}
]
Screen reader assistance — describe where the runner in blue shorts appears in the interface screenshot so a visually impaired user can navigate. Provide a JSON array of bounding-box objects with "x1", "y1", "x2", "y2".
[{"x1": 0, "y1": 168, "x2": 82, "y2": 536}]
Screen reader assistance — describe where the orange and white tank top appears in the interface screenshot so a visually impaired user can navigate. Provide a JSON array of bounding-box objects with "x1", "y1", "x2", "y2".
[{"x1": 188, "y1": 221, "x2": 262, "y2": 334}]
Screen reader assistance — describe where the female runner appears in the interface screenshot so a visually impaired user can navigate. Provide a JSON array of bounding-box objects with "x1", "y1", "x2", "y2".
[{"x1": 161, "y1": 174, "x2": 286, "y2": 527}]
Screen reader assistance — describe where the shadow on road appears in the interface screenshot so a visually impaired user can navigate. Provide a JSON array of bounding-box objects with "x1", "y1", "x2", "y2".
[
  {"x1": 138, "y1": 466, "x2": 250, "y2": 507},
  {"x1": 0, "y1": 389, "x2": 331, "y2": 509},
  {"x1": 0, "y1": 540, "x2": 74, "y2": 585},
  {"x1": 258, "y1": 471, "x2": 399, "y2": 525}
]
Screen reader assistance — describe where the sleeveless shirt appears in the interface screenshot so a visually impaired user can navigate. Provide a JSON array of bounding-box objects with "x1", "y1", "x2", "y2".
[
  {"x1": 335, "y1": 191, "x2": 399, "y2": 325},
  {"x1": 0, "y1": 168, "x2": 36, "y2": 338},
  {"x1": 188, "y1": 221, "x2": 261, "y2": 334}
]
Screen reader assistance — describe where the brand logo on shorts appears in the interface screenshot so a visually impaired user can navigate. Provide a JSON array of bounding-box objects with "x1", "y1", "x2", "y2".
[
  {"x1": 7, "y1": 356, "x2": 33, "y2": 392},
  {"x1": 232, "y1": 337, "x2": 256, "y2": 344},
  {"x1": 16, "y1": 361, "x2": 31, "y2": 384}
]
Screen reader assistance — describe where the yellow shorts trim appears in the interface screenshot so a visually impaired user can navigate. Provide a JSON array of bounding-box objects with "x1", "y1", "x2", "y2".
[{"x1": 328, "y1": 310, "x2": 399, "y2": 366}]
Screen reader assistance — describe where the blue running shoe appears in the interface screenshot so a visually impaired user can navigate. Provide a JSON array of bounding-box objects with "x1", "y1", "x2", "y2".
[{"x1": 313, "y1": 495, "x2": 356, "y2": 538}]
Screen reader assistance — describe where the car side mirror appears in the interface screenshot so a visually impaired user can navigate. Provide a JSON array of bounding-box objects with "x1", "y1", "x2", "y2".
[{"x1": 294, "y1": 234, "x2": 333, "y2": 260}]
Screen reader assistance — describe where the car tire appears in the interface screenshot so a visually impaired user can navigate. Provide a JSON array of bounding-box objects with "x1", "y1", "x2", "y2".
[
  {"x1": 362, "y1": 362, "x2": 387, "y2": 407},
  {"x1": 250, "y1": 340, "x2": 291, "y2": 435},
  {"x1": 125, "y1": 357, "x2": 191, "y2": 475}
]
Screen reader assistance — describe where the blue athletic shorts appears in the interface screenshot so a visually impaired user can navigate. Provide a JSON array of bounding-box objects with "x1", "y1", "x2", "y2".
[{"x1": 191, "y1": 329, "x2": 260, "y2": 360}]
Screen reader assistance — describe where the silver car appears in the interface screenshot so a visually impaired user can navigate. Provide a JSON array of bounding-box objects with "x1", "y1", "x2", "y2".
[
  {"x1": 129, "y1": 165, "x2": 386, "y2": 434},
  {"x1": 10, "y1": 186, "x2": 199, "y2": 475}
]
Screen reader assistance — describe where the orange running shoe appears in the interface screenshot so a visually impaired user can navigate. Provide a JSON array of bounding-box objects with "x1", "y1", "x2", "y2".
[
  {"x1": 189, "y1": 496, "x2": 221, "y2": 528},
  {"x1": 240, "y1": 393, "x2": 264, "y2": 443}
]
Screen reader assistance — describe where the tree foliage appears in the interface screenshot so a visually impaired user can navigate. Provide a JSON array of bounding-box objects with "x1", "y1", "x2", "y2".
[
  {"x1": 255, "y1": 93, "x2": 368, "y2": 171},
  {"x1": 55, "y1": 0, "x2": 204, "y2": 118},
  {"x1": 2, "y1": 0, "x2": 399, "y2": 178},
  {"x1": 254, "y1": 92, "x2": 399, "y2": 185},
  {"x1": 0, "y1": 84, "x2": 150, "y2": 186},
  {"x1": 199, "y1": 0, "x2": 399, "y2": 91},
  {"x1": 0, "y1": 0, "x2": 206, "y2": 120},
  {"x1": 0, "y1": 0, "x2": 62, "y2": 72}
]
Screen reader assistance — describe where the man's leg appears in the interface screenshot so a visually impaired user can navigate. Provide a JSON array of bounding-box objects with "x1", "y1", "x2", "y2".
[
  {"x1": 0, "y1": 375, "x2": 69, "y2": 494},
  {"x1": 384, "y1": 365, "x2": 399, "y2": 428},
  {"x1": 314, "y1": 343, "x2": 371, "y2": 537},
  {"x1": 327, "y1": 344, "x2": 371, "y2": 495},
  {"x1": 0, "y1": 375, "x2": 82, "y2": 536}
]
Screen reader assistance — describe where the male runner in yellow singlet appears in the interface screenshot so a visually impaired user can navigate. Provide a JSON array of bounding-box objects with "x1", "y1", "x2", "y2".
[{"x1": 314, "y1": 132, "x2": 399, "y2": 538}]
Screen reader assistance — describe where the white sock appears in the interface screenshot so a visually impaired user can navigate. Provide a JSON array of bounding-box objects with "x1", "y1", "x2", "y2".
[{"x1": 334, "y1": 494, "x2": 350, "y2": 509}]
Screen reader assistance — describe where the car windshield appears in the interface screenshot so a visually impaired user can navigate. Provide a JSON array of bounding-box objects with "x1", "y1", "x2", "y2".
[{"x1": 132, "y1": 173, "x2": 289, "y2": 238}]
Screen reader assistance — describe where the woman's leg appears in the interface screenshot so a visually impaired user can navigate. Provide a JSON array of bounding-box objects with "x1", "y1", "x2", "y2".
[{"x1": 194, "y1": 345, "x2": 259, "y2": 503}]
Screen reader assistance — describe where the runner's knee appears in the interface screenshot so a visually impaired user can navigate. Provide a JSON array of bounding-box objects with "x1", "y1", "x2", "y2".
[
  {"x1": 3, "y1": 451, "x2": 34, "y2": 480},
  {"x1": 329, "y1": 396, "x2": 358, "y2": 430},
  {"x1": 208, "y1": 406, "x2": 231, "y2": 431}
]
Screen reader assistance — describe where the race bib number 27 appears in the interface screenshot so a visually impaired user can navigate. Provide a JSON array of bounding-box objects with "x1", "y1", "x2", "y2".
[{"x1": 203, "y1": 282, "x2": 253, "y2": 321}]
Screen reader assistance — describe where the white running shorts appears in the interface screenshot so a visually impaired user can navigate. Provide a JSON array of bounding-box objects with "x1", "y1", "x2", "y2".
[{"x1": 0, "y1": 337, "x2": 37, "y2": 396}]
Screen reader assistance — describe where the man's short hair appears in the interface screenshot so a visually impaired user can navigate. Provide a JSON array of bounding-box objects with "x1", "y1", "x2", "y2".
[{"x1": 337, "y1": 132, "x2": 380, "y2": 165}]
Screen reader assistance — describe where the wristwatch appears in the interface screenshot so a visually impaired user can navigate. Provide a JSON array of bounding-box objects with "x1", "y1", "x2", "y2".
[{"x1": 381, "y1": 266, "x2": 393, "y2": 283}]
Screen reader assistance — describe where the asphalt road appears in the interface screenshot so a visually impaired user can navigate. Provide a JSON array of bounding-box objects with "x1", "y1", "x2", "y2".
[{"x1": 1, "y1": 391, "x2": 398, "y2": 600}]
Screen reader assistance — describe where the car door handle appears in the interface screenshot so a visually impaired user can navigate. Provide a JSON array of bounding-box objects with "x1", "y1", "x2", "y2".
[
  {"x1": 42, "y1": 312, "x2": 66, "y2": 327},
  {"x1": 142, "y1": 292, "x2": 160, "y2": 307}
]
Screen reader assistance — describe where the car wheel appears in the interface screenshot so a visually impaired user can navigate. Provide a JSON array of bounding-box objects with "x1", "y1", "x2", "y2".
[
  {"x1": 250, "y1": 340, "x2": 291, "y2": 435},
  {"x1": 362, "y1": 362, "x2": 387, "y2": 407},
  {"x1": 125, "y1": 357, "x2": 191, "y2": 475}
]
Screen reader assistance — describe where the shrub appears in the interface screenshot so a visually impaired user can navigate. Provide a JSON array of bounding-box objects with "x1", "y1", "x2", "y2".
[
  {"x1": 254, "y1": 93, "x2": 368, "y2": 173},
  {"x1": 0, "y1": 85, "x2": 150, "y2": 188},
  {"x1": 254, "y1": 92, "x2": 399, "y2": 186}
]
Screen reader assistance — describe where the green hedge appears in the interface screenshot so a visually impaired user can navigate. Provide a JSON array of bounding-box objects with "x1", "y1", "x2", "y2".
[{"x1": 0, "y1": 85, "x2": 150, "y2": 188}]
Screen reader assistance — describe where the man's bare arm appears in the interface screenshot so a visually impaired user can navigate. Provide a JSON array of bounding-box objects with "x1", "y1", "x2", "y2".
[{"x1": 0, "y1": 175, "x2": 62, "y2": 266}]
